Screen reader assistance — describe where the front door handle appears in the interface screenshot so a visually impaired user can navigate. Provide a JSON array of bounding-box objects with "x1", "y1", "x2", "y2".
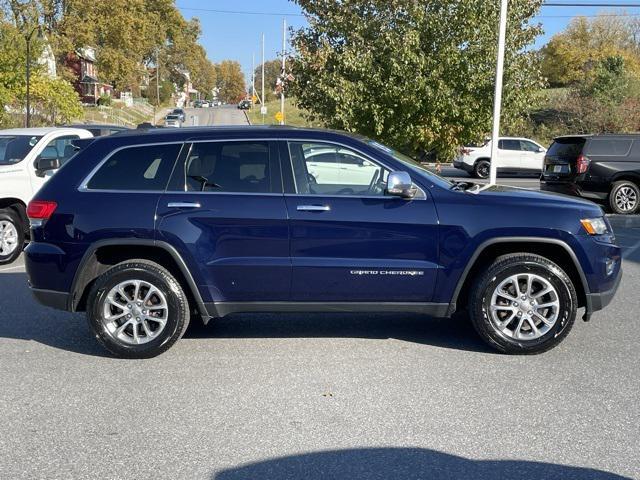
[
  {"x1": 297, "y1": 205, "x2": 331, "y2": 212},
  {"x1": 167, "y1": 202, "x2": 201, "y2": 209}
]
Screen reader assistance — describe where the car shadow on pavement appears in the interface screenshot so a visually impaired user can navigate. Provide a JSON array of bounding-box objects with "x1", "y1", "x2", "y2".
[
  {"x1": 185, "y1": 310, "x2": 495, "y2": 354},
  {"x1": 212, "y1": 447, "x2": 631, "y2": 480},
  {"x1": 0, "y1": 272, "x2": 110, "y2": 358}
]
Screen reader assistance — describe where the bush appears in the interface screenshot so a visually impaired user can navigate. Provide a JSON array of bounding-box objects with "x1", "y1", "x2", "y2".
[{"x1": 97, "y1": 93, "x2": 112, "y2": 106}]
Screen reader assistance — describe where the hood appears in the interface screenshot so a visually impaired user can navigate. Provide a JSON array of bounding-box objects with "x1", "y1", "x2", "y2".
[{"x1": 473, "y1": 184, "x2": 603, "y2": 216}]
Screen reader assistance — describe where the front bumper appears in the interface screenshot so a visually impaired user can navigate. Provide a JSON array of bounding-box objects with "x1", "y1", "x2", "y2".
[{"x1": 585, "y1": 266, "x2": 622, "y2": 316}]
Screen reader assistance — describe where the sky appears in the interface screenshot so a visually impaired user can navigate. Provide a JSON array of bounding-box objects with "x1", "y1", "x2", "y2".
[{"x1": 177, "y1": 1, "x2": 640, "y2": 84}]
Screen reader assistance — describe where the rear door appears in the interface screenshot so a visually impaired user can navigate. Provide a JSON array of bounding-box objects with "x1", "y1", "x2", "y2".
[
  {"x1": 282, "y1": 140, "x2": 439, "y2": 303},
  {"x1": 156, "y1": 140, "x2": 290, "y2": 304},
  {"x1": 497, "y1": 139, "x2": 522, "y2": 169}
]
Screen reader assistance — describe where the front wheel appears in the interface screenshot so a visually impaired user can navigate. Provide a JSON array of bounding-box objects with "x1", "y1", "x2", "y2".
[
  {"x1": 0, "y1": 209, "x2": 25, "y2": 265},
  {"x1": 469, "y1": 253, "x2": 577, "y2": 354},
  {"x1": 87, "y1": 260, "x2": 190, "y2": 358}
]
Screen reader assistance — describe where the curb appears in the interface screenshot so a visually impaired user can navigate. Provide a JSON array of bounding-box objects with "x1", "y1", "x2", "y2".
[{"x1": 606, "y1": 214, "x2": 640, "y2": 229}]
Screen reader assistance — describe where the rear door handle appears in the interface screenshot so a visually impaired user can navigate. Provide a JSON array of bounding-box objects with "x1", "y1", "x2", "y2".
[
  {"x1": 167, "y1": 202, "x2": 201, "y2": 208},
  {"x1": 297, "y1": 205, "x2": 331, "y2": 212}
]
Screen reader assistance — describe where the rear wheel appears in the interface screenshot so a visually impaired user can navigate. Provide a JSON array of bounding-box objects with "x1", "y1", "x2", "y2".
[
  {"x1": 0, "y1": 209, "x2": 24, "y2": 265},
  {"x1": 474, "y1": 160, "x2": 490, "y2": 179},
  {"x1": 87, "y1": 260, "x2": 190, "y2": 358},
  {"x1": 469, "y1": 253, "x2": 577, "y2": 354},
  {"x1": 609, "y1": 180, "x2": 639, "y2": 215}
]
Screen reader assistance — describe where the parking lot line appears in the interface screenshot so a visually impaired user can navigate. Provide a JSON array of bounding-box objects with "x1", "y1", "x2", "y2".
[{"x1": 0, "y1": 264, "x2": 24, "y2": 273}]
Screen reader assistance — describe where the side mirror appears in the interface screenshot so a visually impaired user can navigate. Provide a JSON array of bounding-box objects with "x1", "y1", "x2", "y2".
[
  {"x1": 537, "y1": 147, "x2": 545, "y2": 153},
  {"x1": 35, "y1": 157, "x2": 60, "y2": 177},
  {"x1": 386, "y1": 171, "x2": 417, "y2": 199}
]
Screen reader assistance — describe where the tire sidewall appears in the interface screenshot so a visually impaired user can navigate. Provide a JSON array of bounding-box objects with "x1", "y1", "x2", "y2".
[
  {"x1": 88, "y1": 265, "x2": 187, "y2": 358},
  {"x1": 609, "y1": 181, "x2": 640, "y2": 215},
  {"x1": 0, "y1": 209, "x2": 25, "y2": 265},
  {"x1": 474, "y1": 260, "x2": 576, "y2": 353}
]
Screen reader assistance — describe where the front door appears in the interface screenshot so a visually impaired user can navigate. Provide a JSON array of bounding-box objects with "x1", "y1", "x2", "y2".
[
  {"x1": 157, "y1": 140, "x2": 290, "y2": 304},
  {"x1": 497, "y1": 139, "x2": 522, "y2": 170},
  {"x1": 283, "y1": 140, "x2": 439, "y2": 303}
]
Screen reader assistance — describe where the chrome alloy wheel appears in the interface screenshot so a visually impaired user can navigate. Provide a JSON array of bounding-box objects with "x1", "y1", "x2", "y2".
[
  {"x1": 0, "y1": 220, "x2": 18, "y2": 256},
  {"x1": 102, "y1": 280, "x2": 169, "y2": 345},
  {"x1": 489, "y1": 273, "x2": 560, "y2": 340},
  {"x1": 615, "y1": 186, "x2": 638, "y2": 213}
]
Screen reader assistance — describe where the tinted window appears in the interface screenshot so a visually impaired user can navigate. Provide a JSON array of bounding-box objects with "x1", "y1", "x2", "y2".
[
  {"x1": 87, "y1": 144, "x2": 181, "y2": 190},
  {"x1": 176, "y1": 141, "x2": 272, "y2": 193},
  {"x1": 586, "y1": 139, "x2": 633, "y2": 156},
  {"x1": 498, "y1": 139, "x2": 521, "y2": 151},
  {"x1": 289, "y1": 142, "x2": 389, "y2": 196},
  {"x1": 547, "y1": 138, "x2": 586, "y2": 159},
  {"x1": 0, "y1": 135, "x2": 42, "y2": 165}
]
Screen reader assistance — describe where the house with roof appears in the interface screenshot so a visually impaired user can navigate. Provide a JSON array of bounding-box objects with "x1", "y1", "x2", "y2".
[{"x1": 65, "y1": 47, "x2": 113, "y2": 105}]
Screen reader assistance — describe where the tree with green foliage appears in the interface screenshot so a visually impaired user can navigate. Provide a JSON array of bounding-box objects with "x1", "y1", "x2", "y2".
[
  {"x1": 290, "y1": 0, "x2": 543, "y2": 158},
  {"x1": 253, "y1": 59, "x2": 281, "y2": 103},
  {"x1": 216, "y1": 60, "x2": 246, "y2": 103}
]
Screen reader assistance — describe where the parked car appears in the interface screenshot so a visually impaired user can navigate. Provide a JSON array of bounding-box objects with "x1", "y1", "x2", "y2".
[
  {"x1": 454, "y1": 137, "x2": 547, "y2": 179},
  {"x1": 541, "y1": 134, "x2": 640, "y2": 215},
  {"x1": 237, "y1": 100, "x2": 251, "y2": 110},
  {"x1": 171, "y1": 108, "x2": 186, "y2": 122},
  {"x1": 164, "y1": 114, "x2": 181, "y2": 128},
  {"x1": 193, "y1": 100, "x2": 204, "y2": 108},
  {"x1": 64, "y1": 124, "x2": 130, "y2": 137},
  {"x1": 24, "y1": 127, "x2": 621, "y2": 358},
  {"x1": 201, "y1": 101, "x2": 210, "y2": 108},
  {"x1": 304, "y1": 144, "x2": 381, "y2": 187},
  {"x1": 0, "y1": 127, "x2": 93, "y2": 264}
]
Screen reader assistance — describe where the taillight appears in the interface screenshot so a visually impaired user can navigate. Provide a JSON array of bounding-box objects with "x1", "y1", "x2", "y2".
[
  {"x1": 27, "y1": 200, "x2": 57, "y2": 220},
  {"x1": 576, "y1": 154, "x2": 590, "y2": 174}
]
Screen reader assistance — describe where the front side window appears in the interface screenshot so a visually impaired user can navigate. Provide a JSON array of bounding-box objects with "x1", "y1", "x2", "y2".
[
  {"x1": 520, "y1": 140, "x2": 541, "y2": 152},
  {"x1": 172, "y1": 141, "x2": 272, "y2": 193},
  {"x1": 289, "y1": 142, "x2": 388, "y2": 196},
  {"x1": 0, "y1": 135, "x2": 42, "y2": 166},
  {"x1": 86, "y1": 144, "x2": 181, "y2": 190},
  {"x1": 39, "y1": 135, "x2": 80, "y2": 166}
]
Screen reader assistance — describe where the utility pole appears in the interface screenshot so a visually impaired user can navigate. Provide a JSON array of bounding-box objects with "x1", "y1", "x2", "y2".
[
  {"x1": 280, "y1": 18, "x2": 286, "y2": 125},
  {"x1": 24, "y1": 26, "x2": 39, "y2": 128},
  {"x1": 251, "y1": 52, "x2": 255, "y2": 109},
  {"x1": 489, "y1": 0, "x2": 509, "y2": 186},
  {"x1": 156, "y1": 48, "x2": 161, "y2": 108},
  {"x1": 261, "y1": 33, "x2": 265, "y2": 125}
]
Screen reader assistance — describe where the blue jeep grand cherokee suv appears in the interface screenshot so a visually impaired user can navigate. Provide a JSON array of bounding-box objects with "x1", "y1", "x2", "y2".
[{"x1": 24, "y1": 127, "x2": 622, "y2": 358}]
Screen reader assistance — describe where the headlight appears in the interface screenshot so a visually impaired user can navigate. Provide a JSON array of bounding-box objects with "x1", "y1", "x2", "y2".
[{"x1": 580, "y1": 217, "x2": 609, "y2": 235}]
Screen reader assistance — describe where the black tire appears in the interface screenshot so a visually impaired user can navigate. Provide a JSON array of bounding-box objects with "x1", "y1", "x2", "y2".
[
  {"x1": 469, "y1": 253, "x2": 577, "y2": 354},
  {"x1": 609, "y1": 180, "x2": 640, "y2": 215},
  {"x1": 87, "y1": 259, "x2": 190, "y2": 358},
  {"x1": 0, "y1": 208, "x2": 25, "y2": 265},
  {"x1": 474, "y1": 159, "x2": 490, "y2": 179}
]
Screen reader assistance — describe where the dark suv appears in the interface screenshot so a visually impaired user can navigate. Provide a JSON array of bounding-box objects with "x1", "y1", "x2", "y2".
[
  {"x1": 540, "y1": 134, "x2": 640, "y2": 214},
  {"x1": 25, "y1": 127, "x2": 621, "y2": 358}
]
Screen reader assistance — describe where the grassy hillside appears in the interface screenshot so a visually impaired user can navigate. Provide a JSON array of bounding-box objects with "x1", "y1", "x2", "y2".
[{"x1": 247, "y1": 98, "x2": 324, "y2": 128}]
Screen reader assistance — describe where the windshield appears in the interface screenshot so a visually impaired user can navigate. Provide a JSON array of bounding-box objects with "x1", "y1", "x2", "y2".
[
  {"x1": 366, "y1": 139, "x2": 452, "y2": 188},
  {"x1": 0, "y1": 135, "x2": 42, "y2": 166},
  {"x1": 166, "y1": 115, "x2": 180, "y2": 120},
  {"x1": 547, "y1": 137, "x2": 586, "y2": 159}
]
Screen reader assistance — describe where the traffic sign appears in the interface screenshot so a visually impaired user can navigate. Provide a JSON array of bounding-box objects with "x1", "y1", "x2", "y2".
[
  {"x1": 260, "y1": 106, "x2": 267, "y2": 115},
  {"x1": 252, "y1": 95, "x2": 258, "y2": 103},
  {"x1": 275, "y1": 111, "x2": 284, "y2": 123}
]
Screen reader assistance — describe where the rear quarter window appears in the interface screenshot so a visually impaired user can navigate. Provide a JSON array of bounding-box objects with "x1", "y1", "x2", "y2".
[
  {"x1": 86, "y1": 143, "x2": 182, "y2": 191},
  {"x1": 586, "y1": 139, "x2": 634, "y2": 157}
]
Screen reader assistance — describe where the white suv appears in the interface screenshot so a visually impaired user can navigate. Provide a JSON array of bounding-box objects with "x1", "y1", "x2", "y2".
[
  {"x1": 453, "y1": 137, "x2": 547, "y2": 179},
  {"x1": 0, "y1": 127, "x2": 93, "y2": 264}
]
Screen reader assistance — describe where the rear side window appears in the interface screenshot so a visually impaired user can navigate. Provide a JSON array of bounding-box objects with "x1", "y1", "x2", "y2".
[
  {"x1": 586, "y1": 139, "x2": 633, "y2": 157},
  {"x1": 498, "y1": 139, "x2": 521, "y2": 151},
  {"x1": 547, "y1": 138, "x2": 586, "y2": 159},
  {"x1": 171, "y1": 141, "x2": 273, "y2": 193},
  {"x1": 86, "y1": 144, "x2": 181, "y2": 191}
]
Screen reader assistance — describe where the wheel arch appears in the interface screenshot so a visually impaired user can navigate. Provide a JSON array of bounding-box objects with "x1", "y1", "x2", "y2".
[
  {"x1": 70, "y1": 239, "x2": 211, "y2": 323},
  {"x1": 0, "y1": 198, "x2": 28, "y2": 233},
  {"x1": 449, "y1": 237, "x2": 589, "y2": 316},
  {"x1": 610, "y1": 173, "x2": 640, "y2": 189}
]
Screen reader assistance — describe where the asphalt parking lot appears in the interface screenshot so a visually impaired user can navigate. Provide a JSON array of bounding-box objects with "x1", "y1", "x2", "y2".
[{"x1": 1, "y1": 220, "x2": 639, "y2": 480}]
